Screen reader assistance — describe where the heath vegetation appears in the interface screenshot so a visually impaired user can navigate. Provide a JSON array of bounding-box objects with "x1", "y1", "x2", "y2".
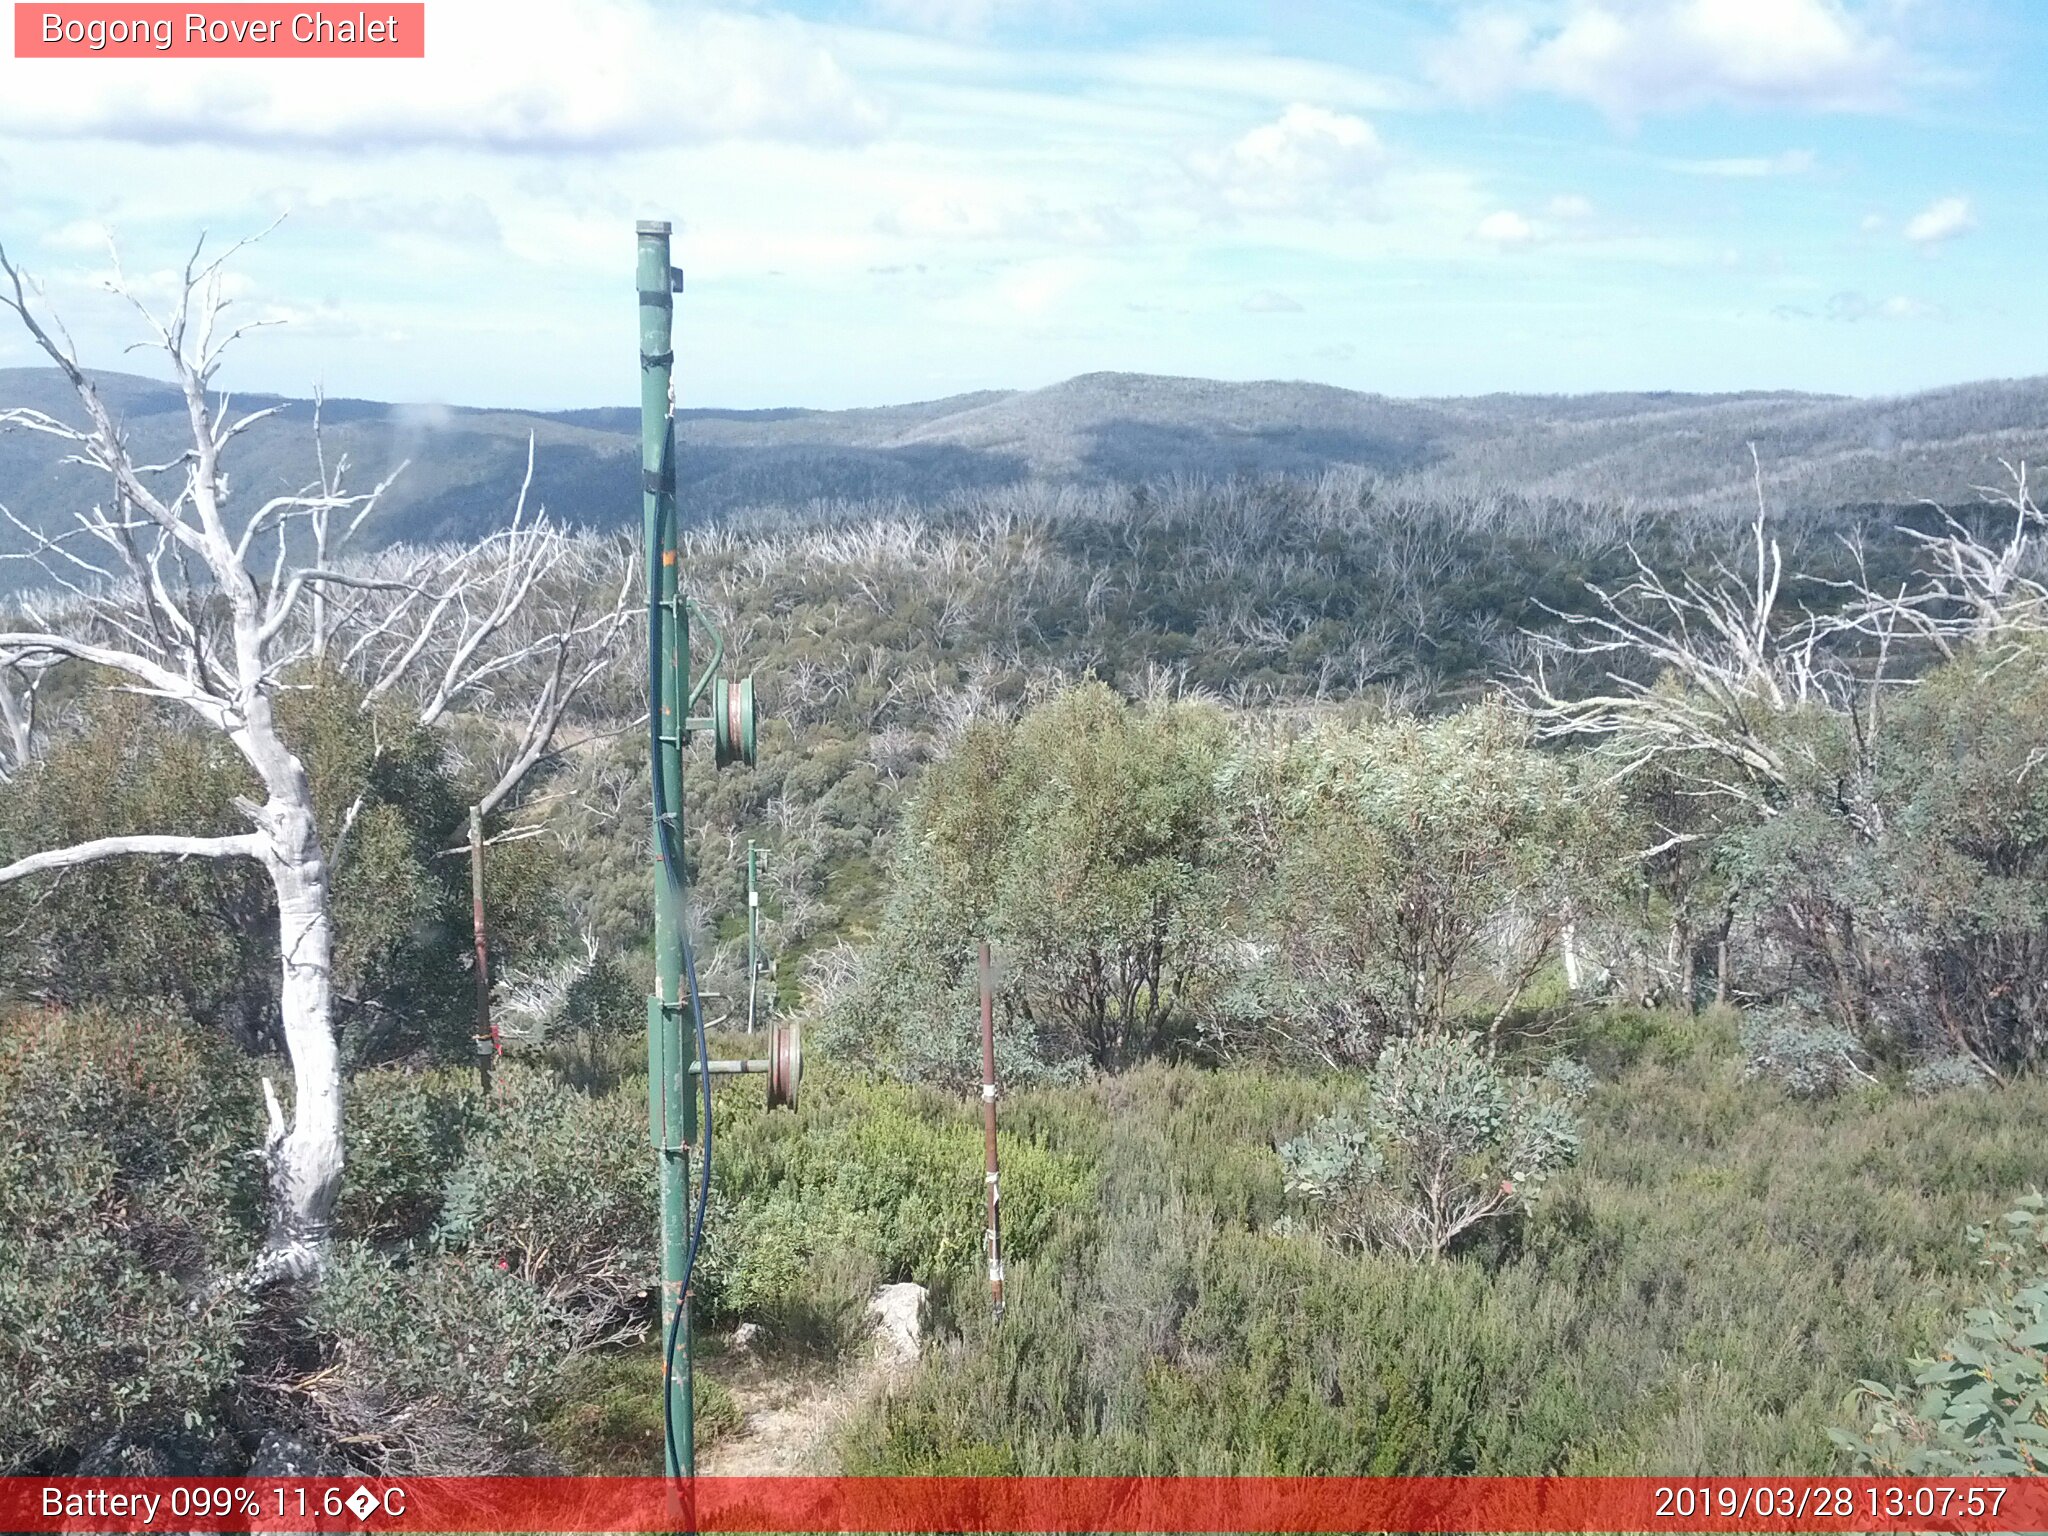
[{"x1": 5, "y1": 249, "x2": 2048, "y2": 1477}]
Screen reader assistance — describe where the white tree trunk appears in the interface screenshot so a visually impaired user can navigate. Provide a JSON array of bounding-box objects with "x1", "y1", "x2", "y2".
[
  {"x1": 239, "y1": 702, "x2": 344, "y2": 1282},
  {"x1": 262, "y1": 838, "x2": 342, "y2": 1279}
]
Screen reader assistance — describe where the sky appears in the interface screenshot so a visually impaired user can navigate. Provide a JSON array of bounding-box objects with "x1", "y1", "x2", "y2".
[{"x1": 0, "y1": 0, "x2": 2039, "y2": 409}]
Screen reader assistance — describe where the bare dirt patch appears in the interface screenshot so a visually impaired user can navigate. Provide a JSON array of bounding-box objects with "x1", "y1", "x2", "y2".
[{"x1": 700, "y1": 1283, "x2": 926, "y2": 1476}]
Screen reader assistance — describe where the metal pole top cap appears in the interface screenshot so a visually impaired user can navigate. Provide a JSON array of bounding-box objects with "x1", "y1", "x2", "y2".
[{"x1": 636, "y1": 219, "x2": 673, "y2": 236}]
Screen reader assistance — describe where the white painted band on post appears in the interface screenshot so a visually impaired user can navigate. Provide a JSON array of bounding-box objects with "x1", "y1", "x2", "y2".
[{"x1": 981, "y1": 1083, "x2": 997, "y2": 1101}]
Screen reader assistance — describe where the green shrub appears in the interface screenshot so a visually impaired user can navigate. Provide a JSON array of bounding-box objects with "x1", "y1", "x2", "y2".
[
  {"x1": 1908, "y1": 1057, "x2": 1991, "y2": 1099},
  {"x1": 337, "y1": 1066, "x2": 482, "y2": 1244},
  {"x1": 1223, "y1": 702, "x2": 1616, "y2": 1063},
  {"x1": 1280, "y1": 1033, "x2": 1584, "y2": 1260},
  {"x1": 0, "y1": 674, "x2": 573, "y2": 1067},
  {"x1": 562, "y1": 953, "x2": 643, "y2": 1040},
  {"x1": 0, "y1": 697, "x2": 271, "y2": 1039},
  {"x1": 539, "y1": 1349, "x2": 741, "y2": 1472},
  {"x1": 1726, "y1": 647, "x2": 2048, "y2": 1074},
  {"x1": 1836, "y1": 1194, "x2": 2048, "y2": 1474},
  {"x1": 823, "y1": 682, "x2": 1227, "y2": 1083},
  {"x1": 1569, "y1": 1004, "x2": 1691, "y2": 1076},
  {"x1": 1740, "y1": 1005, "x2": 1873, "y2": 1100},
  {"x1": 697, "y1": 1063, "x2": 1094, "y2": 1332},
  {"x1": 1541, "y1": 1056, "x2": 1595, "y2": 1100},
  {"x1": 842, "y1": 1051, "x2": 2048, "y2": 1475},
  {"x1": 0, "y1": 1006, "x2": 258, "y2": 1471},
  {"x1": 301, "y1": 1243, "x2": 576, "y2": 1474},
  {"x1": 693, "y1": 1374, "x2": 744, "y2": 1442},
  {"x1": 433, "y1": 1063, "x2": 656, "y2": 1338}
]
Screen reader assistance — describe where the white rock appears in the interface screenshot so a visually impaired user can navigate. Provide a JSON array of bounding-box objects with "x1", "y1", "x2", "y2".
[
  {"x1": 731, "y1": 1321, "x2": 763, "y2": 1352},
  {"x1": 867, "y1": 1282, "x2": 926, "y2": 1366}
]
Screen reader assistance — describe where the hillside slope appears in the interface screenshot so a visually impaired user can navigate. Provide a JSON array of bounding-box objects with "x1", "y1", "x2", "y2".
[{"x1": 2, "y1": 368, "x2": 2042, "y2": 573}]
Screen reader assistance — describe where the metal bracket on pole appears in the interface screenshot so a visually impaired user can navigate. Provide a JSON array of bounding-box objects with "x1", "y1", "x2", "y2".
[{"x1": 690, "y1": 1022, "x2": 802, "y2": 1110}]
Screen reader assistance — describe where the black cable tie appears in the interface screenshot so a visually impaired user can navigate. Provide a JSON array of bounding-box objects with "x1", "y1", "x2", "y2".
[
  {"x1": 644, "y1": 468, "x2": 675, "y2": 495},
  {"x1": 636, "y1": 288, "x2": 674, "y2": 307},
  {"x1": 640, "y1": 349, "x2": 674, "y2": 370}
]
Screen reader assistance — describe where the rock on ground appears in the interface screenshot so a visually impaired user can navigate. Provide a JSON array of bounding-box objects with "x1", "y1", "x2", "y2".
[
  {"x1": 699, "y1": 1281, "x2": 928, "y2": 1476},
  {"x1": 868, "y1": 1282, "x2": 926, "y2": 1370}
]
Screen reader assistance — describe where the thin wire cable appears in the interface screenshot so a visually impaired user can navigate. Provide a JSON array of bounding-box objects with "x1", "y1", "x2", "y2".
[{"x1": 649, "y1": 478, "x2": 713, "y2": 1484}]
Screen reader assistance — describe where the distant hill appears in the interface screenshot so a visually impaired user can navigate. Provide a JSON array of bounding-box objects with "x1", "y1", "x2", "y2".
[{"x1": 2, "y1": 368, "x2": 2043, "y2": 574}]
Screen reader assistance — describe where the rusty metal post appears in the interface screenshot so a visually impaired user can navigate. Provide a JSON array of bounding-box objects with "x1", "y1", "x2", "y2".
[
  {"x1": 978, "y1": 941, "x2": 1004, "y2": 1321},
  {"x1": 470, "y1": 802, "x2": 496, "y2": 1091},
  {"x1": 746, "y1": 840, "x2": 761, "y2": 1034}
]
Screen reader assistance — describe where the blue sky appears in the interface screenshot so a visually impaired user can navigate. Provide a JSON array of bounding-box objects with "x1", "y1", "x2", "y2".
[{"x1": 0, "y1": 0, "x2": 2038, "y2": 409}]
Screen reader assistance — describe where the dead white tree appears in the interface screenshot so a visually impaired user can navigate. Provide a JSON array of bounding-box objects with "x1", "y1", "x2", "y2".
[
  {"x1": 1521, "y1": 452, "x2": 2047, "y2": 807},
  {"x1": 1517, "y1": 454, "x2": 1846, "y2": 814},
  {"x1": 1514, "y1": 452, "x2": 2045, "y2": 1011},
  {"x1": 337, "y1": 442, "x2": 637, "y2": 818},
  {"x1": 1853, "y1": 462, "x2": 2047, "y2": 658},
  {"x1": 0, "y1": 657, "x2": 49, "y2": 779},
  {"x1": 1510, "y1": 455, "x2": 1862, "y2": 1008},
  {"x1": 0, "y1": 235, "x2": 631, "y2": 1282}
]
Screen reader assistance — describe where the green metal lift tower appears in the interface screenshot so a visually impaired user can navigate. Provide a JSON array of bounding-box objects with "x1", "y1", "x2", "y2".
[{"x1": 638, "y1": 219, "x2": 796, "y2": 1481}]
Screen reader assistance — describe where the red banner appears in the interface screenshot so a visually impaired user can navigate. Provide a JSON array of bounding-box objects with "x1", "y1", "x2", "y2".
[
  {"x1": 2, "y1": 1477, "x2": 2044, "y2": 1533},
  {"x1": 13, "y1": 4, "x2": 425, "y2": 57}
]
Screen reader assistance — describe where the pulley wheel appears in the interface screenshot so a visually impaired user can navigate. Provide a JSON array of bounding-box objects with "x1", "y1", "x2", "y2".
[
  {"x1": 767, "y1": 1021, "x2": 801, "y2": 1111},
  {"x1": 712, "y1": 675, "x2": 757, "y2": 769}
]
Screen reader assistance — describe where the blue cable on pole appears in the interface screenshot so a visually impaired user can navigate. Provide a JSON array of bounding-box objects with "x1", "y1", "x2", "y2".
[{"x1": 649, "y1": 475, "x2": 713, "y2": 1485}]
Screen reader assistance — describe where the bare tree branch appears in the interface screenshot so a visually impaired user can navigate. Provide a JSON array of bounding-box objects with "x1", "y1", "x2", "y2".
[{"x1": 0, "y1": 830, "x2": 267, "y2": 884}]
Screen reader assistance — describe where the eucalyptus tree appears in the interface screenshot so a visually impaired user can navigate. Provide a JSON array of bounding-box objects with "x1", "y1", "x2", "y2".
[
  {"x1": 1224, "y1": 699, "x2": 1608, "y2": 1064},
  {"x1": 0, "y1": 236, "x2": 631, "y2": 1281},
  {"x1": 824, "y1": 680, "x2": 1229, "y2": 1083}
]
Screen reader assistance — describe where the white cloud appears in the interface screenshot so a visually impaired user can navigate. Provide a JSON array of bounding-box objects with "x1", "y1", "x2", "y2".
[
  {"x1": 861, "y1": 0, "x2": 1124, "y2": 39},
  {"x1": 1667, "y1": 148, "x2": 1818, "y2": 177},
  {"x1": 5, "y1": 1, "x2": 1935, "y2": 409},
  {"x1": 286, "y1": 192, "x2": 506, "y2": 246},
  {"x1": 1242, "y1": 289, "x2": 1304, "y2": 312},
  {"x1": 867, "y1": 0, "x2": 1011, "y2": 34},
  {"x1": 0, "y1": 3, "x2": 889, "y2": 151},
  {"x1": 1429, "y1": 0, "x2": 1905, "y2": 118},
  {"x1": 1821, "y1": 290, "x2": 1940, "y2": 321},
  {"x1": 1903, "y1": 195, "x2": 1973, "y2": 244},
  {"x1": 40, "y1": 219, "x2": 117, "y2": 253},
  {"x1": 1474, "y1": 209, "x2": 1540, "y2": 248},
  {"x1": 876, "y1": 193, "x2": 1012, "y2": 240},
  {"x1": 875, "y1": 191, "x2": 1136, "y2": 245},
  {"x1": 864, "y1": 0, "x2": 1133, "y2": 38},
  {"x1": 1081, "y1": 49, "x2": 1419, "y2": 115},
  {"x1": 824, "y1": 27, "x2": 1419, "y2": 118},
  {"x1": 1187, "y1": 104, "x2": 1390, "y2": 216},
  {"x1": 989, "y1": 255, "x2": 1092, "y2": 317}
]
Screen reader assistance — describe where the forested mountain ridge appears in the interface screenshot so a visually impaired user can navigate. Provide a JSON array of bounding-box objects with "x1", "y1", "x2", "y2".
[{"x1": 3, "y1": 367, "x2": 2044, "y2": 578}]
